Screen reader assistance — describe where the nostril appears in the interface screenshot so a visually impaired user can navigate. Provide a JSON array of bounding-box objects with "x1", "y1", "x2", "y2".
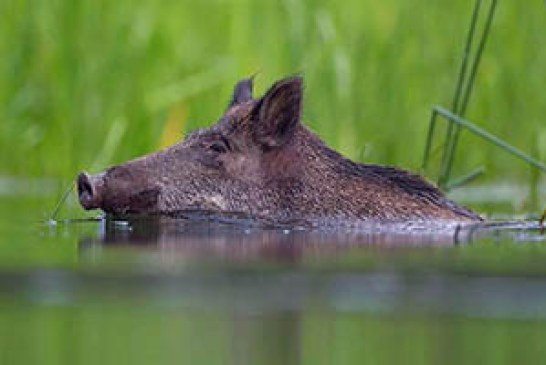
[
  {"x1": 77, "y1": 172, "x2": 98, "y2": 209},
  {"x1": 77, "y1": 173, "x2": 92, "y2": 197}
]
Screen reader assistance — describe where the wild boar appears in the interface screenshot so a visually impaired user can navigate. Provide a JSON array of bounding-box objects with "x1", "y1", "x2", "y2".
[{"x1": 77, "y1": 76, "x2": 481, "y2": 227}]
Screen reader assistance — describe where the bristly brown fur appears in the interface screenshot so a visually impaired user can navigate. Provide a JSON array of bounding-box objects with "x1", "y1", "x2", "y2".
[{"x1": 77, "y1": 75, "x2": 482, "y2": 225}]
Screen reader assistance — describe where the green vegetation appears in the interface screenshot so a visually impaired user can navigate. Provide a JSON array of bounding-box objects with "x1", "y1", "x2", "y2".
[
  {"x1": 2, "y1": 3, "x2": 546, "y2": 362},
  {"x1": 1, "y1": 1, "x2": 545, "y2": 190}
]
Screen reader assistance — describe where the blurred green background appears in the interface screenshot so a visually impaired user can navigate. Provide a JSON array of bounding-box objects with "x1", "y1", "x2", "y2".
[
  {"x1": 1, "y1": 0, "x2": 545, "y2": 207},
  {"x1": 3, "y1": 3, "x2": 546, "y2": 364}
]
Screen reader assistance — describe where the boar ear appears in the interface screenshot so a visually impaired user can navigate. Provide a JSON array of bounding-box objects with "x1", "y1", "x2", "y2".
[
  {"x1": 253, "y1": 76, "x2": 302, "y2": 148},
  {"x1": 227, "y1": 77, "x2": 254, "y2": 108}
]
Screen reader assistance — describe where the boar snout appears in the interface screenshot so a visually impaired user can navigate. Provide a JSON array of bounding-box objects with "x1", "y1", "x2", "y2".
[{"x1": 77, "y1": 171, "x2": 104, "y2": 210}]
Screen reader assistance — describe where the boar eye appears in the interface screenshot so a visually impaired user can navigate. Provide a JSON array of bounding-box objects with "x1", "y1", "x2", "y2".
[{"x1": 208, "y1": 136, "x2": 230, "y2": 154}]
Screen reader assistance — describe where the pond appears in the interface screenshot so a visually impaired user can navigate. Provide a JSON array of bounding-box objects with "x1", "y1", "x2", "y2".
[{"x1": 1, "y1": 183, "x2": 546, "y2": 365}]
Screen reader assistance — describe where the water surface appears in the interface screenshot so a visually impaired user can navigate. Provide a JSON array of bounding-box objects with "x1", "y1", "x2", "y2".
[{"x1": 1, "y1": 191, "x2": 546, "y2": 365}]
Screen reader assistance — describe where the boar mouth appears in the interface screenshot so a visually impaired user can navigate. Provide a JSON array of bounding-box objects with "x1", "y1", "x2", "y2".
[
  {"x1": 123, "y1": 188, "x2": 161, "y2": 215},
  {"x1": 78, "y1": 170, "x2": 161, "y2": 215}
]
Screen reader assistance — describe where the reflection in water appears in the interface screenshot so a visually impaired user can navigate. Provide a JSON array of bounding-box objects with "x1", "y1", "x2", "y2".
[
  {"x1": 67, "y1": 215, "x2": 546, "y2": 318},
  {"x1": 78, "y1": 215, "x2": 544, "y2": 262},
  {"x1": 3, "y1": 196, "x2": 546, "y2": 364},
  {"x1": 83, "y1": 215, "x2": 465, "y2": 255},
  {"x1": 2, "y1": 214, "x2": 546, "y2": 364},
  {"x1": 77, "y1": 215, "x2": 469, "y2": 277}
]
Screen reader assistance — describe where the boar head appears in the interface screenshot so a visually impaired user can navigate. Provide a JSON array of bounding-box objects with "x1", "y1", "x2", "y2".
[
  {"x1": 78, "y1": 75, "x2": 481, "y2": 225},
  {"x1": 77, "y1": 76, "x2": 307, "y2": 222}
]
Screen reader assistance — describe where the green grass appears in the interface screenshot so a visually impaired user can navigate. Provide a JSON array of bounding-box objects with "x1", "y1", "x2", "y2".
[{"x1": 1, "y1": 0, "x2": 545, "y2": 190}]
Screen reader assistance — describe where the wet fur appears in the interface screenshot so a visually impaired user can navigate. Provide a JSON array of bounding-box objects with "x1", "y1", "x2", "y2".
[{"x1": 79, "y1": 76, "x2": 481, "y2": 225}]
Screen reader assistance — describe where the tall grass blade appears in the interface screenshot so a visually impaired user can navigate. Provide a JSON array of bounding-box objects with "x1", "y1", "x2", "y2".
[
  {"x1": 439, "y1": 0, "x2": 498, "y2": 187},
  {"x1": 48, "y1": 182, "x2": 74, "y2": 223},
  {"x1": 441, "y1": 0, "x2": 498, "y2": 185},
  {"x1": 435, "y1": 106, "x2": 546, "y2": 173}
]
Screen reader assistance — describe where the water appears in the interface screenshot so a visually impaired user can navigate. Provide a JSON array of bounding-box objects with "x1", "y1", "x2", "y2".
[{"x1": 1, "y1": 191, "x2": 546, "y2": 365}]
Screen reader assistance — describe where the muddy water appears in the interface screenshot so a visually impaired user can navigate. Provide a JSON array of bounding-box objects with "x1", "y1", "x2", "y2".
[{"x1": 1, "y1": 191, "x2": 546, "y2": 365}]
